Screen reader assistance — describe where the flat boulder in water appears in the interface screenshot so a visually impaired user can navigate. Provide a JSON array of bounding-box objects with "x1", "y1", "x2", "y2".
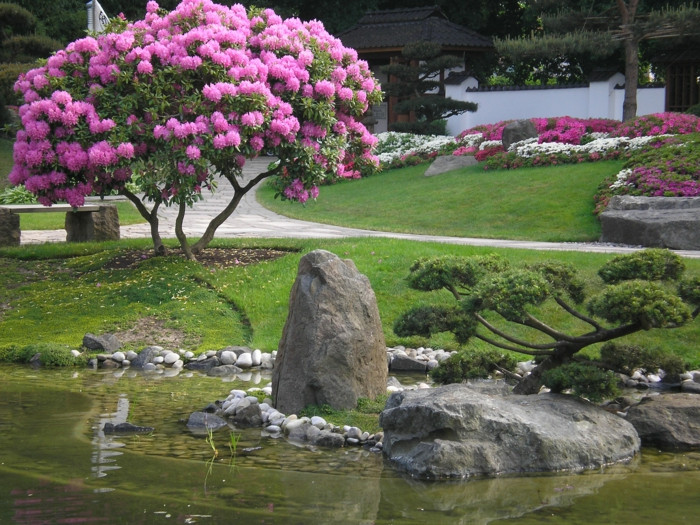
[{"x1": 380, "y1": 383, "x2": 640, "y2": 479}]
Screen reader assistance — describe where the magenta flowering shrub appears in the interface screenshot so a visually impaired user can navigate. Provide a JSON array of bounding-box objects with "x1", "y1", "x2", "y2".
[
  {"x1": 611, "y1": 113, "x2": 700, "y2": 137},
  {"x1": 593, "y1": 134, "x2": 700, "y2": 213},
  {"x1": 456, "y1": 121, "x2": 510, "y2": 141},
  {"x1": 455, "y1": 117, "x2": 619, "y2": 147},
  {"x1": 10, "y1": 0, "x2": 381, "y2": 255}
]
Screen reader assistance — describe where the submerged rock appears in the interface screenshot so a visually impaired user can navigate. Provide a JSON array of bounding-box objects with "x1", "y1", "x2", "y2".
[
  {"x1": 103, "y1": 422, "x2": 154, "y2": 434},
  {"x1": 186, "y1": 412, "x2": 229, "y2": 432}
]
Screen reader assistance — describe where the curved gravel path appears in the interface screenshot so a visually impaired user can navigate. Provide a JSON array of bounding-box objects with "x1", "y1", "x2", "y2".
[{"x1": 19, "y1": 158, "x2": 700, "y2": 259}]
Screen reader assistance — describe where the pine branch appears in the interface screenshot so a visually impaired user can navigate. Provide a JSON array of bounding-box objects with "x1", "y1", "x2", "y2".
[
  {"x1": 474, "y1": 333, "x2": 555, "y2": 356},
  {"x1": 554, "y1": 296, "x2": 603, "y2": 330},
  {"x1": 522, "y1": 313, "x2": 579, "y2": 343},
  {"x1": 475, "y1": 313, "x2": 559, "y2": 350}
]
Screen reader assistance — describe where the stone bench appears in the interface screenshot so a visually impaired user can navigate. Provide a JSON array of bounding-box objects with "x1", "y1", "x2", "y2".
[
  {"x1": 599, "y1": 196, "x2": 700, "y2": 250},
  {"x1": 0, "y1": 203, "x2": 120, "y2": 246}
]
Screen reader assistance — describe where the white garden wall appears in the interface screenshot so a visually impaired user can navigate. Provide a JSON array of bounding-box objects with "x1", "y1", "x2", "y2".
[{"x1": 443, "y1": 73, "x2": 666, "y2": 136}]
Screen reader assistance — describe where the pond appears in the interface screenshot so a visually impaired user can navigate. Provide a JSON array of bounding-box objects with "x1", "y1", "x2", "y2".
[{"x1": 1, "y1": 364, "x2": 699, "y2": 524}]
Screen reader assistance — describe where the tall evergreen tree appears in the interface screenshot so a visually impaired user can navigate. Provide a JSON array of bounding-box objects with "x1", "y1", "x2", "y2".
[{"x1": 382, "y1": 41, "x2": 478, "y2": 135}]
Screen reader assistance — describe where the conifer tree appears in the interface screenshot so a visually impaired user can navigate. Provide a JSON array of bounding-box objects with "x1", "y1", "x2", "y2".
[
  {"x1": 382, "y1": 41, "x2": 477, "y2": 135},
  {"x1": 496, "y1": 1, "x2": 700, "y2": 121}
]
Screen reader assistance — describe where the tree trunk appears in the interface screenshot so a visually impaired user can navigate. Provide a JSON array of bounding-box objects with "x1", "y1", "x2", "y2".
[
  {"x1": 617, "y1": 0, "x2": 640, "y2": 122},
  {"x1": 622, "y1": 37, "x2": 639, "y2": 122},
  {"x1": 191, "y1": 165, "x2": 279, "y2": 254},
  {"x1": 175, "y1": 200, "x2": 195, "y2": 260},
  {"x1": 122, "y1": 189, "x2": 165, "y2": 256}
]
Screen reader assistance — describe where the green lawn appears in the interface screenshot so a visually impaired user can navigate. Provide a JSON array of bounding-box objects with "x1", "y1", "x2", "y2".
[
  {"x1": 258, "y1": 160, "x2": 624, "y2": 242},
  {"x1": 19, "y1": 200, "x2": 145, "y2": 229},
  {"x1": 2, "y1": 237, "x2": 699, "y2": 369}
]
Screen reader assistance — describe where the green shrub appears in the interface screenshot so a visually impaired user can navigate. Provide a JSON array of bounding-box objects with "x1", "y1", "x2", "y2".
[
  {"x1": 0, "y1": 3, "x2": 37, "y2": 39},
  {"x1": 600, "y1": 342, "x2": 686, "y2": 381},
  {"x1": 598, "y1": 248, "x2": 685, "y2": 284},
  {"x1": 0, "y1": 34, "x2": 62, "y2": 63},
  {"x1": 430, "y1": 349, "x2": 518, "y2": 384},
  {"x1": 679, "y1": 276, "x2": 700, "y2": 307},
  {"x1": 541, "y1": 362, "x2": 620, "y2": 402},
  {"x1": 0, "y1": 63, "x2": 32, "y2": 105},
  {"x1": 687, "y1": 104, "x2": 700, "y2": 117},
  {"x1": 6, "y1": 342, "x2": 85, "y2": 367},
  {"x1": 0, "y1": 185, "x2": 37, "y2": 204}
]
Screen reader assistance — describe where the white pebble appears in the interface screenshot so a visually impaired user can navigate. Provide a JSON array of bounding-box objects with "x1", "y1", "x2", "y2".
[
  {"x1": 220, "y1": 350, "x2": 237, "y2": 365},
  {"x1": 310, "y1": 416, "x2": 327, "y2": 429},
  {"x1": 236, "y1": 352, "x2": 253, "y2": 369}
]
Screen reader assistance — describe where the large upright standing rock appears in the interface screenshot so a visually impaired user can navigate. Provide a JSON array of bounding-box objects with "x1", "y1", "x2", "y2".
[{"x1": 272, "y1": 250, "x2": 387, "y2": 414}]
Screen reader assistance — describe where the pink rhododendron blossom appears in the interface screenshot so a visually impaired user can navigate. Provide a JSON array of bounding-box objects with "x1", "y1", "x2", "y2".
[
  {"x1": 10, "y1": 0, "x2": 381, "y2": 239},
  {"x1": 186, "y1": 145, "x2": 201, "y2": 160}
]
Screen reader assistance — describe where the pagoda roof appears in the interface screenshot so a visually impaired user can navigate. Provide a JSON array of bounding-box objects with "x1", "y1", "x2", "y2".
[{"x1": 338, "y1": 6, "x2": 493, "y2": 53}]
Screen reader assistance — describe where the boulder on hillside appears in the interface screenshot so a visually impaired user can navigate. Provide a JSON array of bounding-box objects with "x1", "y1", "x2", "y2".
[
  {"x1": 83, "y1": 333, "x2": 122, "y2": 353},
  {"x1": 624, "y1": 393, "x2": 700, "y2": 450},
  {"x1": 380, "y1": 383, "x2": 640, "y2": 479},
  {"x1": 272, "y1": 250, "x2": 388, "y2": 415},
  {"x1": 424, "y1": 155, "x2": 477, "y2": 176},
  {"x1": 502, "y1": 119, "x2": 537, "y2": 151}
]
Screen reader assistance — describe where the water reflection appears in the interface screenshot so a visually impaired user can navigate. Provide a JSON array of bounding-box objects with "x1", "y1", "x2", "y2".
[
  {"x1": 1, "y1": 364, "x2": 700, "y2": 524},
  {"x1": 91, "y1": 394, "x2": 128, "y2": 481}
]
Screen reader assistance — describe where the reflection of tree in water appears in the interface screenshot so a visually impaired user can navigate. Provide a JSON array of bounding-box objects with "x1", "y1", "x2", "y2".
[{"x1": 91, "y1": 393, "x2": 128, "y2": 480}]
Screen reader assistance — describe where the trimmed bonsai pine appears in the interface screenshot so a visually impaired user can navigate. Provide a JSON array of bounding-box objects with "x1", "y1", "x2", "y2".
[{"x1": 394, "y1": 249, "x2": 699, "y2": 396}]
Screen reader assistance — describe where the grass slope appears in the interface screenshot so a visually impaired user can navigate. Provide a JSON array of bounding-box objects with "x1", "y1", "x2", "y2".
[
  {"x1": 257, "y1": 160, "x2": 624, "y2": 242},
  {"x1": 2, "y1": 238, "x2": 699, "y2": 368}
]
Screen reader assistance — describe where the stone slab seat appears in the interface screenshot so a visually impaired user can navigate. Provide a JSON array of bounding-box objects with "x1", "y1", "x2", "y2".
[
  {"x1": 0, "y1": 203, "x2": 120, "y2": 246},
  {"x1": 599, "y1": 196, "x2": 700, "y2": 250}
]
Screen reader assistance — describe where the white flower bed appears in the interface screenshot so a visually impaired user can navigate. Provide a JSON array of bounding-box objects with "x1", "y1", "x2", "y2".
[
  {"x1": 511, "y1": 134, "x2": 671, "y2": 158},
  {"x1": 374, "y1": 132, "x2": 454, "y2": 164}
]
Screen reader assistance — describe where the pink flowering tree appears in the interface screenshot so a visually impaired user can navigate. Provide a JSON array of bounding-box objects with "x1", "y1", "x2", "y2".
[{"x1": 10, "y1": 0, "x2": 382, "y2": 259}]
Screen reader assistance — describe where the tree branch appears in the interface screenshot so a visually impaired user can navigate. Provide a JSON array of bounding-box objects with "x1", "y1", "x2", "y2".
[
  {"x1": 475, "y1": 313, "x2": 559, "y2": 350},
  {"x1": 121, "y1": 188, "x2": 165, "y2": 255},
  {"x1": 175, "y1": 200, "x2": 194, "y2": 260},
  {"x1": 523, "y1": 313, "x2": 578, "y2": 342},
  {"x1": 554, "y1": 296, "x2": 603, "y2": 330},
  {"x1": 474, "y1": 333, "x2": 554, "y2": 356},
  {"x1": 191, "y1": 163, "x2": 281, "y2": 253}
]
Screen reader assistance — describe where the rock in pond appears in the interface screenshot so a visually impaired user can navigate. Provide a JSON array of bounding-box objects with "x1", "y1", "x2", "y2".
[
  {"x1": 186, "y1": 412, "x2": 229, "y2": 433},
  {"x1": 103, "y1": 422, "x2": 154, "y2": 434},
  {"x1": 380, "y1": 383, "x2": 640, "y2": 479},
  {"x1": 625, "y1": 393, "x2": 700, "y2": 450}
]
